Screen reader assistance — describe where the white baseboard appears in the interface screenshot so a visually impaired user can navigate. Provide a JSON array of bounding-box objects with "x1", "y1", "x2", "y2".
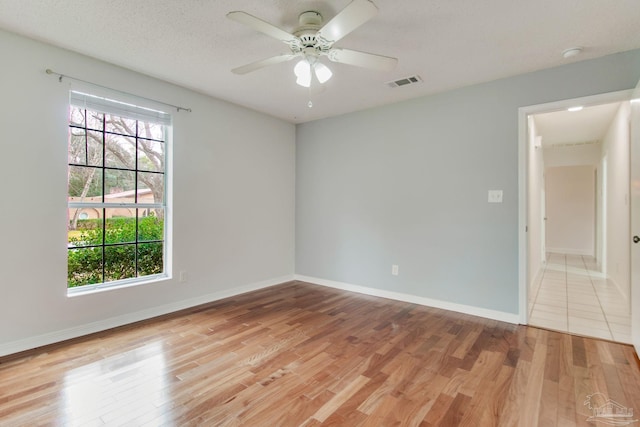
[
  {"x1": 0, "y1": 274, "x2": 295, "y2": 357},
  {"x1": 546, "y1": 248, "x2": 594, "y2": 256},
  {"x1": 295, "y1": 275, "x2": 520, "y2": 325}
]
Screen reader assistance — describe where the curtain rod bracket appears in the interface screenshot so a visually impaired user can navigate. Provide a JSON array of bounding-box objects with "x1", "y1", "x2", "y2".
[
  {"x1": 46, "y1": 68, "x2": 63, "y2": 82},
  {"x1": 45, "y1": 68, "x2": 192, "y2": 113}
]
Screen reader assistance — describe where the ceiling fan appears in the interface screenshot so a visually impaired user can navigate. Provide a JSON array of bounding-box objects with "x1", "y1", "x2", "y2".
[{"x1": 227, "y1": 0, "x2": 398, "y2": 88}]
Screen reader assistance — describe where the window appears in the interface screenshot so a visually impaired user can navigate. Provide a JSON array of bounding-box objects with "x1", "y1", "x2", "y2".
[{"x1": 67, "y1": 91, "x2": 170, "y2": 292}]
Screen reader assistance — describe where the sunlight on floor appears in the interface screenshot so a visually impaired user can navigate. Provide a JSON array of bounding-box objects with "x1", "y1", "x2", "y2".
[{"x1": 61, "y1": 341, "x2": 171, "y2": 425}]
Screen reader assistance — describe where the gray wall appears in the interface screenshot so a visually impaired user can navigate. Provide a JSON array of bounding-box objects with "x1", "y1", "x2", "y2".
[
  {"x1": 296, "y1": 49, "x2": 640, "y2": 315},
  {"x1": 0, "y1": 29, "x2": 295, "y2": 354}
]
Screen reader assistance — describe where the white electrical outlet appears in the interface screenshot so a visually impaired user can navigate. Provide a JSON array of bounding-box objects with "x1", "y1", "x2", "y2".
[
  {"x1": 179, "y1": 271, "x2": 188, "y2": 283},
  {"x1": 391, "y1": 265, "x2": 399, "y2": 276}
]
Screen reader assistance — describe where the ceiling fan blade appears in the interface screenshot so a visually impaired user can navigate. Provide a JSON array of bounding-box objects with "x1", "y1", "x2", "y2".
[
  {"x1": 316, "y1": 0, "x2": 378, "y2": 44},
  {"x1": 328, "y1": 48, "x2": 397, "y2": 71},
  {"x1": 232, "y1": 54, "x2": 297, "y2": 75},
  {"x1": 227, "y1": 11, "x2": 298, "y2": 43}
]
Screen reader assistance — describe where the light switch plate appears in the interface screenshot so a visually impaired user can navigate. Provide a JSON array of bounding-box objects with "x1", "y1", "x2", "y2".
[
  {"x1": 488, "y1": 190, "x2": 503, "y2": 203},
  {"x1": 391, "y1": 265, "x2": 399, "y2": 276}
]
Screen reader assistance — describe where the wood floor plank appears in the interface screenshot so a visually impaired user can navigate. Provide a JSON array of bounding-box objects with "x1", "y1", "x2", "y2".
[
  {"x1": 421, "y1": 392, "x2": 454, "y2": 426},
  {"x1": 309, "y1": 374, "x2": 370, "y2": 422},
  {"x1": 322, "y1": 371, "x2": 387, "y2": 425},
  {"x1": 464, "y1": 363, "x2": 515, "y2": 426},
  {"x1": 538, "y1": 378, "x2": 559, "y2": 426},
  {"x1": 1, "y1": 280, "x2": 639, "y2": 426},
  {"x1": 438, "y1": 392, "x2": 472, "y2": 426},
  {"x1": 520, "y1": 328, "x2": 547, "y2": 427}
]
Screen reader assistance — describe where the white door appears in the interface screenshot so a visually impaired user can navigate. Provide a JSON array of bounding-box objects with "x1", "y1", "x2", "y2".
[
  {"x1": 541, "y1": 184, "x2": 546, "y2": 264},
  {"x1": 630, "y1": 79, "x2": 640, "y2": 354},
  {"x1": 600, "y1": 157, "x2": 607, "y2": 274}
]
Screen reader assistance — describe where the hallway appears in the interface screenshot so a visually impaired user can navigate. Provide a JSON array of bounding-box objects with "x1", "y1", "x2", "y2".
[{"x1": 529, "y1": 253, "x2": 631, "y2": 343}]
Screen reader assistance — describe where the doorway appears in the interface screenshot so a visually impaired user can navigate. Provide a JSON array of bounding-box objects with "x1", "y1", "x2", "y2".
[{"x1": 519, "y1": 90, "x2": 634, "y2": 343}]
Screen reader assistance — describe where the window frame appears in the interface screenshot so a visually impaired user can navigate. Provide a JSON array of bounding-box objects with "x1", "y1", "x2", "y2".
[{"x1": 66, "y1": 91, "x2": 171, "y2": 295}]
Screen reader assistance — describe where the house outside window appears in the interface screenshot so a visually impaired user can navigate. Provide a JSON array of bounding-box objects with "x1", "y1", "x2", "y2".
[{"x1": 67, "y1": 91, "x2": 171, "y2": 293}]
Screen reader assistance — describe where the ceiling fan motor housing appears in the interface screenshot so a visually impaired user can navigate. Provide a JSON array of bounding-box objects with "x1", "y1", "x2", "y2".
[
  {"x1": 291, "y1": 11, "x2": 332, "y2": 54},
  {"x1": 298, "y1": 11, "x2": 322, "y2": 27}
]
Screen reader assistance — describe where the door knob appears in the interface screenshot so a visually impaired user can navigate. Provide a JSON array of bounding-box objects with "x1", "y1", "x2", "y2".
[{"x1": 634, "y1": 236, "x2": 640, "y2": 244}]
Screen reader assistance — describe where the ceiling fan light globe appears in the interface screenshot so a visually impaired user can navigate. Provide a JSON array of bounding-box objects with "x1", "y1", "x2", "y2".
[
  {"x1": 314, "y1": 62, "x2": 333, "y2": 84},
  {"x1": 294, "y1": 59, "x2": 310, "y2": 78},
  {"x1": 294, "y1": 60, "x2": 312, "y2": 87},
  {"x1": 296, "y1": 75, "x2": 311, "y2": 87}
]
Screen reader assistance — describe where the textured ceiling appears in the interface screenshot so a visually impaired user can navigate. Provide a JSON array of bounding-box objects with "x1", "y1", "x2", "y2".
[{"x1": 1, "y1": 0, "x2": 640, "y2": 123}]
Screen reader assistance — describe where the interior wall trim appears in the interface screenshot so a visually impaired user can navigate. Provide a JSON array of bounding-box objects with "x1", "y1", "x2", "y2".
[
  {"x1": 517, "y1": 88, "x2": 635, "y2": 325},
  {"x1": 546, "y1": 248, "x2": 596, "y2": 256},
  {"x1": 2, "y1": 272, "x2": 524, "y2": 358},
  {"x1": 295, "y1": 275, "x2": 521, "y2": 325},
  {"x1": 0, "y1": 274, "x2": 295, "y2": 357}
]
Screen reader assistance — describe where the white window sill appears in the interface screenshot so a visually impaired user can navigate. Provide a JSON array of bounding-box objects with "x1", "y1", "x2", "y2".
[{"x1": 67, "y1": 273, "x2": 170, "y2": 297}]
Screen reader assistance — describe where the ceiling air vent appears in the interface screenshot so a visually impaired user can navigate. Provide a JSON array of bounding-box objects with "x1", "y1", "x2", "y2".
[{"x1": 387, "y1": 75, "x2": 423, "y2": 88}]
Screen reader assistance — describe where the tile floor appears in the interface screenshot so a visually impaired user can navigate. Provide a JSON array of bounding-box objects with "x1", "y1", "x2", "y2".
[{"x1": 528, "y1": 253, "x2": 632, "y2": 343}]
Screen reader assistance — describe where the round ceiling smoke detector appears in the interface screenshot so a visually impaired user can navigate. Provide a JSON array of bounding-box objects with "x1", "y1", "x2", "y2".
[{"x1": 562, "y1": 47, "x2": 583, "y2": 59}]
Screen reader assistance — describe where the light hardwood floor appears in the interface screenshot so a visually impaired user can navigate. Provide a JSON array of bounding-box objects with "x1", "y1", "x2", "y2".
[{"x1": 1, "y1": 281, "x2": 639, "y2": 426}]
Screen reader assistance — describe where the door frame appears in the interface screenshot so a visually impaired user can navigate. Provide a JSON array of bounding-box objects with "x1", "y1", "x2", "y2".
[{"x1": 518, "y1": 89, "x2": 634, "y2": 324}]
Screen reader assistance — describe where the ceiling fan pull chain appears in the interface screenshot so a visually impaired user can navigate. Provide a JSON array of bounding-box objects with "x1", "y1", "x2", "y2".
[{"x1": 307, "y1": 86, "x2": 313, "y2": 108}]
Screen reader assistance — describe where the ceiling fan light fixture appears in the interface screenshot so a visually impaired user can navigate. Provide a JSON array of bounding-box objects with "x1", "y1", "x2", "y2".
[
  {"x1": 294, "y1": 59, "x2": 312, "y2": 87},
  {"x1": 296, "y1": 74, "x2": 312, "y2": 88},
  {"x1": 228, "y1": 1, "x2": 398, "y2": 90},
  {"x1": 314, "y1": 62, "x2": 333, "y2": 84}
]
